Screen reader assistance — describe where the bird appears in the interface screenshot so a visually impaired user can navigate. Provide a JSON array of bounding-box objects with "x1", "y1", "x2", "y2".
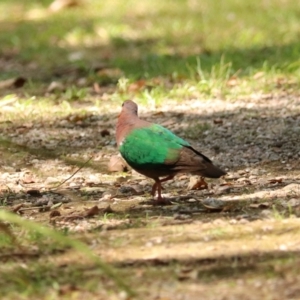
[{"x1": 116, "y1": 100, "x2": 226, "y2": 205}]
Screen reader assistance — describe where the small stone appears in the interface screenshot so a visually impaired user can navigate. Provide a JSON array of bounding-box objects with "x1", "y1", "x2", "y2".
[
  {"x1": 187, "y1": 198, "x2": 197, "y2": 203},
  {"x1": 45, "y1": 177, "x2": 60, "y2": 184},
  {"x1": 170, "y1": 205, "x2": 180, "y2": 211},
  {"x1": 77, "y1": 77, "x2": 87, "y2": 86},
  {"x1": 279, "y1": 244, "x2": 288, "y2": 251},
  {"x1": 282, "y1": 184, "x2": 300, "y2": 193},
  {"x1": 145, "y1": 241, "x2": 153, "y2": 247},
  {"x1": 226, "y1": 173, "x2": 240, "y2": 180},
  {"x1": 250, "y1": 169, "x2": 259, "y2": 175},
  {"x1": 285, "y1": 198, "x2": 300, "y2": 207},
  {"x1": 214, "y1": 185, "x2": 231, "y2": 195},
  {"x1": 173, "y1": 213, "x2": 191, "y2": 220},
  {"x1": 99, "y1": 193, "x2": 113, "y2": 201},
  {"x1": 212, "y1": 218, "x2": 226, "y2": 225},
  {"x1": 47, "y1": 81, "x2": 65, "y2": 92},
  {"x1": 118, "y1": 291, "x2": 128, "y2": 300},
  {"x1": 236, "y1": 177, "x2": 248, "y2": 182},
  {"x1": 86, "y1": 174, "x2": 101, "y2": 185},
  {"x1": 238, "y1": 218, "x2": 249, "y2": 224},
  {"x1": 139, "y1": 180, "x2": 150, "y2": 186},
  {"x1": 260, "y1": 210, "x2": 273, "y2": 219},
  {"x1": 238, "y1": 170, "x2": 247, "y2": 175},
  {"x1": 107, "y1": 155, "x2": 128, "y2": 172}
]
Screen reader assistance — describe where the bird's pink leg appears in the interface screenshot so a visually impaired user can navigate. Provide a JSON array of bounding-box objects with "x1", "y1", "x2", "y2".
[
  {"x1": 151, "y1": 182, "x2": 158, "y2": 196},
  {"x1": 151, "y1": 175, "x2": 174, "y2": 205}
]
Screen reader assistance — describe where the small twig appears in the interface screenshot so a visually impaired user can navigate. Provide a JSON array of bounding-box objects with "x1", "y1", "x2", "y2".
[
  {"x1": 19, "y1": 206, "x2": 49, "y2": 212},
  {"x1": 50, "y1": 155, "x2": 94, "y2": 191}
]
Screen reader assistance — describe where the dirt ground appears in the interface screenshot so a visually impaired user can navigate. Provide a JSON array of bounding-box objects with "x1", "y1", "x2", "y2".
[{"x1": 1, "y1": 92, "x2": 300, "y2": 299}]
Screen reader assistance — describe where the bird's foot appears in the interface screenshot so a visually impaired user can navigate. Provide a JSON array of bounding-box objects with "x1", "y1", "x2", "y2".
[
  {"x1": 151, "y1": 196, "x2": 172, "y2": 206},
  {"x1": 151, "y1": 178, "x2": 173, "y2": 205}
]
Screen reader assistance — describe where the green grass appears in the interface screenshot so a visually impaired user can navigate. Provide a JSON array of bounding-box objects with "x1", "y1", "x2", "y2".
[
  {"x1": 0, "y1": 0, "x2": 299, "y2": 102},
  {"x1": 0, "y1": 211, "x2": 133, "y2": 298}
]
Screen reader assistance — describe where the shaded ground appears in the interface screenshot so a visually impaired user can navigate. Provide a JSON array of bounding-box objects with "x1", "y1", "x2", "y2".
[{"x1": 1, "y1": 95, "x2": 300, "y2": 300}]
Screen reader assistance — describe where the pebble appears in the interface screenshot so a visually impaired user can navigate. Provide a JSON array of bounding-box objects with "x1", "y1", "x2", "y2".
[
  {"x1": 238, "y1": 218, "x2": 249, "y2": 224},
  {"x1": 212, "y1": 218, "x2": 226, "y2": 225},
  {"x1": 260, "y1": 210, "x2": 273, "y2": 219},
  {"x1": 278, "y1": 244, "x2": 288, "y2": 251},
  {"x1": 169, "y1": 205, "x2": 180, "y2": 211},
  {"x1": 173, "y1": 213, "x2": 191, "y2": 220},
  {"x1": 99, "y1": 193, "x2": 113, "y2": 201},
  {"x1": 187, "y1": 198, "x2": 197, "y2": 203},
  {"x1": 145, "y1": 241, "x2": 153, "y2": 247},
  {"x1": 229, "y1": 219, "x2": 238, "y2": 224},
  {"x1": 236, "y1": 177, "x2": 248, "y2": 182},
  {"x1": 285, "y1": 198, "x2": 300, "y2": 207}
]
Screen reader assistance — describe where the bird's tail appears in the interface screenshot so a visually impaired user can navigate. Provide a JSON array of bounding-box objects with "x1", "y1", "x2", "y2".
[
  {"x1": 194, "y1": 163, "x2": 226, "y2": 178},
  {"x1": 185, "y1": 146, "x2": 226, "y2": 178}
]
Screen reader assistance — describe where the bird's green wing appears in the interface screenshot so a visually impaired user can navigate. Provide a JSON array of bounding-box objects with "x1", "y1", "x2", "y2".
[{"x1": 119, "y1": 124, "x2": 190, "y2": 169}]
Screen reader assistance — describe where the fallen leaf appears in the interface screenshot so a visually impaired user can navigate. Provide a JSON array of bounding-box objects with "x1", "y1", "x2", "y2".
[
  {"x1": 49, "y1": 210, "x2": 61, "y2": 218},
  {"x1": 250, "y1": 202, "x2": 270, "y2": 209},
  {"x1": 187, "y1": 176, "x2": 208, "y2": 190},
  {"x1": 11, "y1": 204, "x2": 24, "y2": 213},
  {"x1": 102, "y1": 205, "x2": 114, "y2": 214},
  {"x1": 93, "y1": 82, "x2": 101, "y2": 93},
  {"x1": 268, "y1": 178, "x2": 283, "y2": 184},
  {"x1": 128, "y1": 79, "x2": 147, "y2": 92},
  {"x1": 21, "y1": 173, "x2": 36, "y2": 184},
  {"x1": 201, "y1": 198, "x2": 226, "y2": 211},
  {"x1": 49, "y1": 0, "x2": 82, "y2": 12},
  {"x1": 253, "y1": 71, "x2": 264, "y2": 80},
  {"x1": 26, "y1": 189, "x2": 42, "y2": 197},
  {"x1": 47, "y1": 81, "x2": 65, "y2": 93},
  {"x1": 153, "y1": 111, "x2": 165, "y2": 116},
  {"x1": 97, "y1": 68, "x2": 123, "y2": 78},
  {"x1": 0, "y1": 77, "x2": 26, "y2": 89},
  {"x1": 213, "y1": 118, "x2": 223, "y2": 124},
  {"x1": 58, "y1": 284, "x2": 79, "y2": 296},
  {"x1": 214, "y1": 185, "x2": 232, "y2": 195},
  {"x1": 84, "y1": 205, "x2": 100, "y2": 217},
  {"x1": 222, "y1": 204, "x2": 237, "y2": 212},
  {"x1": 66, "y1": 114, "x2": 88, "y2": 123},
  {"x1": 227, "y1": 76, "x2": 238, "y2": 87},
  {"x1": 119, "y1": 185, "x2": 139, "y2": 195},
  {"x1": 177, "y1": 268, "x2": 198, "y2": 281},
  {"x1": 219, "y1": 182, "x2": 233, "y2": 186},
  {"x1": 100, "y1": 129, "x2": 110, "y2": 137},
  {"x1": 51, "y1": 202, "x2": 63, "y2": 210}
]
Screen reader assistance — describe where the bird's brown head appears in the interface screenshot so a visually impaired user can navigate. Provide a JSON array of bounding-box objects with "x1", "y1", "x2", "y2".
[
  {"x1": 116, "y1": 100, "x2": 140, "y2": 146},
  {"x1": 121, "y1": 100, "x2": 138, "y2": 116}
]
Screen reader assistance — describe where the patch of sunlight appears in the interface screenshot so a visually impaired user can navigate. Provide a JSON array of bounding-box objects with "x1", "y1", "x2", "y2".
[
  {"x1": 93, "y1": 219, "x2": 300, "y2": 263},
  {"x1": 0, "y1": 2, "x2": 48, "y2": 21},
  {"x1": 25, "y1": 8, "x2": 50, "y2": 20},
  {"x1": 221, "y1": 184, "x2": 300, "y2": 202},
  {"x1": 0, "y1": 4, "x2": 22, "y2": 21},
  {"x1": 0, "y1": 94, "x2": 18, "y2": 108},
  {"x1": 235, "y1": 28, "x2": 269, "y2": 47},
  {"x1": 62, "y1": 27, "x2": 97, "y2": 47}
]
